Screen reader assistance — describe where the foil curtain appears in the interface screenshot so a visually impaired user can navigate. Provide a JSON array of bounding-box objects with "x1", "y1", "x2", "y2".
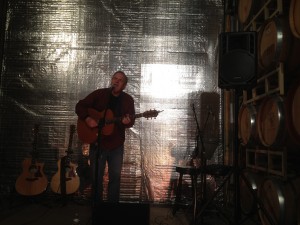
[{"x1": 0, "y1": 0, "x2": 224, "y2": 203}]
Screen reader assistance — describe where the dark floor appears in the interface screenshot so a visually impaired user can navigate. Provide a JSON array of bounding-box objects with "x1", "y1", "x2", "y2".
[{"x1": 0, "y1": 193, "x2": 263, "y2": 225}]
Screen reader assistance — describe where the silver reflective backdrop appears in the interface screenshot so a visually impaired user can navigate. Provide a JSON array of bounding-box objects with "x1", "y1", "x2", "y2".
[{"x1": 0, "y1": 0, "x2": 224, "y2": 203}]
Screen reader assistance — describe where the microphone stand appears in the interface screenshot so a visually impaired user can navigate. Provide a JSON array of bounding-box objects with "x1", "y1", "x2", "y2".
[
  {"x1": 191, "y1": 104, "x2": 211, "y2": 224},
  {"x1": 92, "y1": 90, "x2": 112, "y2": 225},
  {"x1": 92, "y1": 114, "x2": 106, "y2": 204}
]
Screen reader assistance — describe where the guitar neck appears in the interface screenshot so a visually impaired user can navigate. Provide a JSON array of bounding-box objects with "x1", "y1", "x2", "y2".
[
  {"x1": 134, "y1": 113, "x2": 144, "y2": 119},
  {"x1": 106, "y1": 113, "x2": 143, "y2": 124},
  {"x1": 31, "y1": 124, "x2": 40, "y2": 163}
]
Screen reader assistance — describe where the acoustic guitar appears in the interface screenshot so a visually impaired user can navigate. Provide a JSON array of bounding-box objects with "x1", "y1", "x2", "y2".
[
  {"x1": 50, "y1": 124, "x2": 80, "y2": 195},
  {"x1": 15, "y1": 124, "x2": 48, "y2": 196},
  {"x1": 77, "y1": 108, "x2": 162, "y2": 144}
]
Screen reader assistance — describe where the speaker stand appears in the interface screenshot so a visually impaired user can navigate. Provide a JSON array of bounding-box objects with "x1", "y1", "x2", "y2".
[{"x1": 195, "y1": 89, "x2": 276, "y2": 225}]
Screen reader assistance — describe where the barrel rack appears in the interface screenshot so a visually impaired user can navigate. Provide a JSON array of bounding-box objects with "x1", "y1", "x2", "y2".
[
  {"x1": 245, "y1": 148, "x2": 287, "y2": 177},
  {"x1": 242, "y1": 63, "x2": 285, "y2": 104},
  {"x1": 242, "y1": 0, "x2": 284, "y2": 31},
  {"x1": 239, "y1": 0, "x2": 289, "y2": 179}
]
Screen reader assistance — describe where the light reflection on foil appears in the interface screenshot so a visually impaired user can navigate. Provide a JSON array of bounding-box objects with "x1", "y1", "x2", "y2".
[{"x1": 0, "y1": 0, "x2": 224, "y2": 203}]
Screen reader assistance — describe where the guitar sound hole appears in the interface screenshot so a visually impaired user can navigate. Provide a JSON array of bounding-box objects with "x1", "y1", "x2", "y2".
[
  {"x1": 28, "y1": 165, "x2": 42, "y2": 178},
  {"x1": 29, "y1": 165, "x2": 38, "y2": 174}
]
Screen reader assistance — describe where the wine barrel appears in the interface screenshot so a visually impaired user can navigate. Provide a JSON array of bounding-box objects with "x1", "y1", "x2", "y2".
[
  {"x1": 257, "y1": 17, "x2": 292, "y2": 72},
  {"x1": 240, "y1": 171, "x2": 264, "y2": 215},
  {"x1": 286, "y1": 77, "x2": 300, "y2": 147},
  {"x1": 238, "y1": 104, "x2": 260, "y2": 147},
  {"x1": 258, "y1": 15, "x2": 300, "y2": 74},
  {"x1": 258, "y1": 177, "x2": 300, "y2": 225},
  {"x1": 256, "y1": 95, "x2": 287, "y2": 148},
  {"x1": 289, "y1": 0, "x2": 300, "y2": 39},
  {"x1": 238, "y1": 0, "x2": 264, "y2": 25}
]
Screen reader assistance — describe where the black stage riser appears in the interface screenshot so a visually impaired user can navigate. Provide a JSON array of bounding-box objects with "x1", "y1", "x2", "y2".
[{"x1": 92, "y1": 202, "x2": 150, "y2": 225}]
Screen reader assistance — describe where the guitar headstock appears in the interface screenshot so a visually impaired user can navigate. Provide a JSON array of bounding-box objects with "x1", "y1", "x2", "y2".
[{"x1": 143, "y1": 109, "x2": 163, "y2": 119}]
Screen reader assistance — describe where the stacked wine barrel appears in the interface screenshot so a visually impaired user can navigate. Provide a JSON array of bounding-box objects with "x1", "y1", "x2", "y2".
[{"x1": 237, "y1": 0, "x2": 300, "y2": 225}]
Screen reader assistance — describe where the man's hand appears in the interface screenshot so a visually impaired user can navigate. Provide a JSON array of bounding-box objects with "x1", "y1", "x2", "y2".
[{"x1": 122, "y1": 114, "x2": 131, "y2": 125}]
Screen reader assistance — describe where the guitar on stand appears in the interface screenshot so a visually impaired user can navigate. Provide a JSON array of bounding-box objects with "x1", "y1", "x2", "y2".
[
  {"x1": 50, "y1": 124, "x2": 80, "y2": 196},
  {"x1": 15, "y1": 124, "x2": 48, "y2": 196}
]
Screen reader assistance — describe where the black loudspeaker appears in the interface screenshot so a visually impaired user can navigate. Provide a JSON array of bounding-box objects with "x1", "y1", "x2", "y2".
[
  {"x1": 93, "y1": 202, "x2": 150, "y2": 225},
  {"x1": 218, "y1": 31, "x2": 257, "y2": 89}
]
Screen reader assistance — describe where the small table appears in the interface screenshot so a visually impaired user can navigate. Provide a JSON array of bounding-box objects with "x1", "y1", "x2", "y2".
[{"x1": 173, "y1": 164, "x2": 232, "y2": 224}]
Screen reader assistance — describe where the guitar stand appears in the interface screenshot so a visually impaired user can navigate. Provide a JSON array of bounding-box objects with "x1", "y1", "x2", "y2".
[
  {"x1": 195, "y1": 89, "x2": 276, "y2": 225},
  {"x1": 54, "y1": 155, "x2": 83, "y2": 207},
  {"x1": 55, "y1": 156, "x2": 69, "y2": 206}
]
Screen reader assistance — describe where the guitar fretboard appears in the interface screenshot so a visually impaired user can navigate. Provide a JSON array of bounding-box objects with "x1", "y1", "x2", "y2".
[{"x1": 105, "y1": 113, "x2": 144, "y2": 124}]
